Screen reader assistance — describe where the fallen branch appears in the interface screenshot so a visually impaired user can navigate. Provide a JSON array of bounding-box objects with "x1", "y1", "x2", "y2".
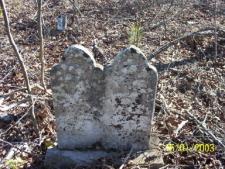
[
  {"x1": 147, "y1": 27, "x2": 224, "y2": 61},
  {"x1": 177, "y1": 110, "x2": 225, "y2": 149},
  {"x1": 185, "y1": 110, "x2": 225, "y2": 149},
  {"x1": 157, "y1": 97, "x2": 225, "y2": 149}
]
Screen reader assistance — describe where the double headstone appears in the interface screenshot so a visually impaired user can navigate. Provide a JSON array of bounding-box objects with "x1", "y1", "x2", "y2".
[{"x1": 45, "y1": 45, "x2": 158, "y2": 168}]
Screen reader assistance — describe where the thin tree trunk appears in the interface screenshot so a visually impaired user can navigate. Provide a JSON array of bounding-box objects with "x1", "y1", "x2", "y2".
[
  {"x1": 0, "y1": 0, "x2": 40, "y2": 137},
  {"x1": 37, "y1": 0, "x2": 46, "y2": 90},
  {"x1": 0, "y1": 0, "x2": 31, "y2": 93}
]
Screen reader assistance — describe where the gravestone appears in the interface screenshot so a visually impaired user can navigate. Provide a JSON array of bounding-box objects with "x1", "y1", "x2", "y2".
[
  {"x1": 45, "y1": 45, "x2": 158, "y2": 168},
  {"x1": 56, "y1": 15, "x2": 67, "y2": 32}
]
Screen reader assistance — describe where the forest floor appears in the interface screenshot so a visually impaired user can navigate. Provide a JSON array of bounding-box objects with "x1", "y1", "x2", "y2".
[{"x1": 0, "y1": 0, "x2": 225, "y2": 168}]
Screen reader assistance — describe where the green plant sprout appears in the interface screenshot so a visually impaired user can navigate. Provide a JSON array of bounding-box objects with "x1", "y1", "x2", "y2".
[{"x1": 128, "y1": 22, "x2": 143, "y2": 47}]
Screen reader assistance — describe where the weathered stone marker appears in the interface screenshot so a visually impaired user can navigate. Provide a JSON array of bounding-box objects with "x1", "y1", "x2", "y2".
[
  {"x1": 56, "y1": 15, "x2": 67, "y2": 32},
  {"x1": 45, "y1": 45, "x2": 158, "y2": 168}
]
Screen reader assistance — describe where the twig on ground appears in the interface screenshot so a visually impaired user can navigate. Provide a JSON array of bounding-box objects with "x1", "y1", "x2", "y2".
[
  {"x1": 101, "y1": 164, "x2": 115, "y2": 169},
  {"x1": 0, "y1": 139, "x2": 32, "y2": 156},
  {"x1": 0, "y1": 88, "x2": 27, "y2": 99},
  {"x1": 68, "y1": 0, "x2": 83, "y2": 16},
  {"x1": 185, "y1": 110, "x2": 225, "y2": 149},
  {"x1": 157, "y1": 95, "x2": 225, "y2": 149},
  {"x1": 0, "y1": 139, "x2": 33, "y2": 167},
  {"x1": 174, "y1": 120, "x2": 189, "y2": 137},
  {"x1": 0, "y1": 99, "x2": 36, "y2": 136},
  {"x1": 0, "y1": 65, "x2": 16, "y2": 83},
  {"x1": 119, "y1": 147, "x2": 133, "y2": 169},
  {"x1": 0, "y1": 97, "x2": 30, "y2": 111},
  {"x1": 159, "y1": 164, "x2": 170, "y2": 169}
]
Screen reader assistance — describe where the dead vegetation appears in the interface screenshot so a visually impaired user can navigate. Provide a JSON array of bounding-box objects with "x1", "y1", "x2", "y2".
[{"x1": 0, "y1": 0, "x2": 225, "y2": 168}]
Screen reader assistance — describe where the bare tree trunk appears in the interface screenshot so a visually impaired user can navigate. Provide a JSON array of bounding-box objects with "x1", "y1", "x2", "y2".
[
  {"x1": 0, "y1": 0, "x2": 40, "y2": 137},
  {"x1": 37, "y1": 0, "x2": 46, "y2": 91},
  {"x1": 0, "y1": 1, "x2": 31, "y2": 93}
]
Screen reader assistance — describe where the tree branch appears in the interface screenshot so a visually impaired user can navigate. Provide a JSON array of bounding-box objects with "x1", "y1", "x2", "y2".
[
  {"x1": 37, "y1": 0, "x2": 46, "y2": 91},
  {"x1": 147, "y1": 27, "x2": 224, "y2": 61},
  {"x1": 186, "y1": 110, "x2": 225, "y2": 149}
]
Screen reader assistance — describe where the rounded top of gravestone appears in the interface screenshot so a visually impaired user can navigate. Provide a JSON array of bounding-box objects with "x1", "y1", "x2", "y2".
[
  {"x1": 129, "y1": 45, "x2": 145, "y2": 55},
  {"x1": 128, "y1": 45, "x2": 157, "y2": 74},
  {"x1": 106, "y1": 45, "x2": 157, "y2": 73},
  {"x1": 62, "y1": 45, "x2": 96, "y2": 65},
  {"x1": 111, "y1": 45, "x2": 147, "y2": 64}
]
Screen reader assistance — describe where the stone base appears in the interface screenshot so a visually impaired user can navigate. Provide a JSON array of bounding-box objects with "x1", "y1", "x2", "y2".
[
  {"x1": 45, "y1": 146, "x2": 164, "y2": 169},
  {"x1": 45, "y1": 147, "x2": 121, "y2": 169},
  {"x1": 45, "y1": 134, "x2": 164, "y2": 169}
]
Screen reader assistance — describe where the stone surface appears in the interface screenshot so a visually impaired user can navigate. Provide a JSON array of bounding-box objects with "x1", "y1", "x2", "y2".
[
  {"x1": 51, "y1": 45, "x2": 104, "y2": 150},
  {"x1": 48, "y1": 44, "x2": 158, "y2": 167},
  {"x1": 102, "y1": 47, "x2": 158, "y2": 150},
  {"x1": 56, "y1": 15, "x2": 67, "y2": 32}
]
